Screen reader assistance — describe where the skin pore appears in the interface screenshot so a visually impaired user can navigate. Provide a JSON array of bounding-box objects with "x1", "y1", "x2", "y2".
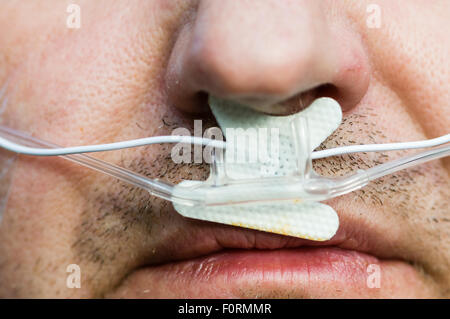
[{"x1": 0, "y1": 1, "x2": 449, "y2": 298}]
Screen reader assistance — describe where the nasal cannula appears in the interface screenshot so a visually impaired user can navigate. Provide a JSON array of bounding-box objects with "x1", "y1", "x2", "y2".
[{"x1": 0, "y1": 123, "x2": 448, "y2": 207}]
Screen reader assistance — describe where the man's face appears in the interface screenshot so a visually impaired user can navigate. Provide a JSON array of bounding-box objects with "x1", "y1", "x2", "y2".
[{"x1": 0, "y1": 0, "x2": 448, "y2": 298}]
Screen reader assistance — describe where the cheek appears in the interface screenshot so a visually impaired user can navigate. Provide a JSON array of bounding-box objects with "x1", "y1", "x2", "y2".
[
  {"x1": 4, "y1": 156, "x2": 83, "y2": 228},
  {"x1": 343, "y1": 0, "x2": 450, "y2": 137},
  {"x1": 0, "y1": 156, "x2": 83, "y2": 297},
  {"x1": 4, "y1": 0, "x2": 191, "y2": 147}
]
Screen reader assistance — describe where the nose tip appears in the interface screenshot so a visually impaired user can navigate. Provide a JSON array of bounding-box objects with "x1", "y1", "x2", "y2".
[
  {"x1": 165, "y1": 0, "x2": 370, "y2": 115},
  {"x1": 189, "y1": 39, "x2": 310, "y2": 100},
  {"x1": 184, "y1": 25, "x2": 326, "y2": 107}
]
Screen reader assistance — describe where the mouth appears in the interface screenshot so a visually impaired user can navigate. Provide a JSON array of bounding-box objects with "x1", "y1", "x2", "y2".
[
  {"x1": 106, "y1": 202, "x2": 431, "y2": 298},
  {"x1": 111, "y1": 247, "x2": 382, "y2": 298}
]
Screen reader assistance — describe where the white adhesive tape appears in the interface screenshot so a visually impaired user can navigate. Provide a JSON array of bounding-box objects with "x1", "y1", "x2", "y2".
[{"x1": 174, "y1": 97, "x2": 342, "y2": 241}]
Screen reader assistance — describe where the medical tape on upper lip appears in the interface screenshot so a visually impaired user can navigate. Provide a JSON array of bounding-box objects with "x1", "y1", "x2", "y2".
[{"x1": 173, "y1": 97, "x2": 342, "y2": 241}]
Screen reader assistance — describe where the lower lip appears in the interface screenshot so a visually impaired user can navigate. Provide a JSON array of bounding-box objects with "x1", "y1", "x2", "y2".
[{"x1": 110, "y1": 247, "x2": 385, "y2": 298}]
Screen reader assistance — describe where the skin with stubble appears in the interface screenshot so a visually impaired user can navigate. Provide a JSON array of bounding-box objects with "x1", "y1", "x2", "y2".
[{"x1": 0, "y1": 0, "x2": 448, "y2": 298}]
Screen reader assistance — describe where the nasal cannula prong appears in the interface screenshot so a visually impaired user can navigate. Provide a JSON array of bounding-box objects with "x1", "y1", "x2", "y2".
[{"x1": 0, "y1": 124, "x2": 448, "y2": 207}]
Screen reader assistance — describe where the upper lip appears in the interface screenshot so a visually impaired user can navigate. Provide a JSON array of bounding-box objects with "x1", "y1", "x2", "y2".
[{"x1": 141, "y1": 197, "x2": 401, "y2": 268}]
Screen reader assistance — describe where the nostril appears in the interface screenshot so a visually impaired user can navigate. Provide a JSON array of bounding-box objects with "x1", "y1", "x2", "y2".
[
  {"x1": 192, "y1": 91, "x2": 210, "y2": 113},
  {"x1": 316, "y1": 83, "x2": 340, "y2": 105},
  {"x1": 276, "y1": 84, "x2": 340, "y2": 115},
  {"x1": 316, "y1": 83, "x2": 339, "y2": 99},
  {"x1": 201, "y1": 83, "x2": 345, "y2": 117},
  {"x1": 318, "y1": 81, "x2": 366, "y2": 113},
  {"x1": 278, "y1": 89, "x2": 319, "y2": 114}
]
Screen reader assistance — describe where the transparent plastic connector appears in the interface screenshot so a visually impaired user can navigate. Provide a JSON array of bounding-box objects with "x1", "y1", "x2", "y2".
[
  {"x1": 172, "y1": 115, "x2": 316, "y2": 206},
  {"x1": 172, "y1": 113, "x2": 449, "y2": 207}
]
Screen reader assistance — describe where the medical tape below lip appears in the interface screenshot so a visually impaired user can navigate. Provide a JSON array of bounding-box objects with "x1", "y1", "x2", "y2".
[{"x1": 173, "y1": 97, "x2": 342, "y2": 241}]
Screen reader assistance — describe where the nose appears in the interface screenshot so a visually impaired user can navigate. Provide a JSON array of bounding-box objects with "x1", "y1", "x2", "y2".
[{"x1": 166, "y1": 0, "x2": 370, "y2": 115}]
